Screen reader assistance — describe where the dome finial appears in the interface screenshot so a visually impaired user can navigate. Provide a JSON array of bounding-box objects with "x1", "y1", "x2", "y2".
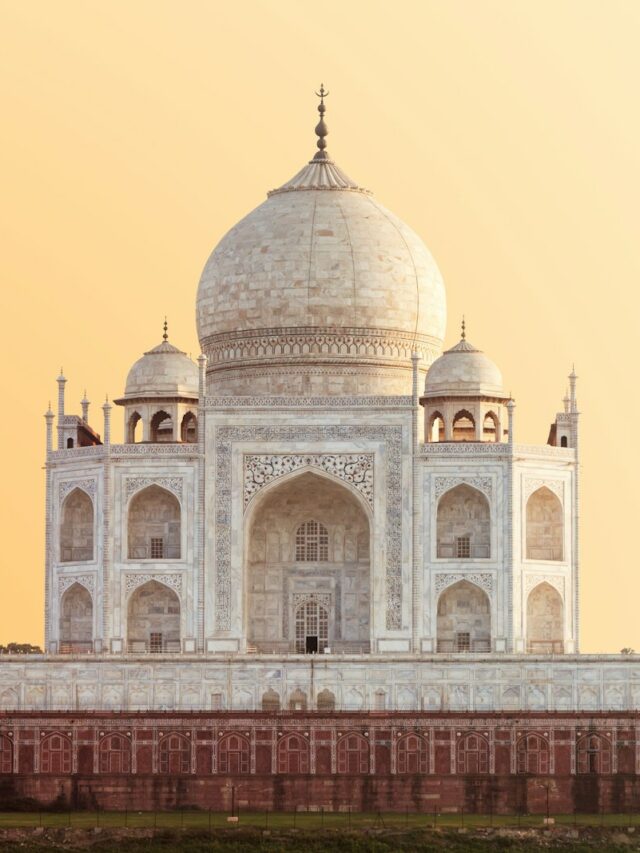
[
  {"x1": 313, "y1": 83, "x2": 330, "y2": 161},
  {"x1": 461, "y1": 315, "x2": 466, "y2": 340},
  {"x1": 163, "y1": 316, "x2": 168, "y2": 342}
]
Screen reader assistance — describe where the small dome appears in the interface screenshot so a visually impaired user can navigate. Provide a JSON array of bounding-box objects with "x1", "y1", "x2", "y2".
[
  {"x1": 424, "y1": 337, "x2": 504, "y2": 398},
  {"x1": 123, "y1": 340, "x2": 198, "y2": 400}
]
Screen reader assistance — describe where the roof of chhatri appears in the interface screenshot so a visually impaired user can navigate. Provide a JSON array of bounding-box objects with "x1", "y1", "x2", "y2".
[
  {"x1": 196, "y1": 88, "x2": 446, "y2": 354},
  {"x1": 424, "y1": 324, "x2": 505, "y2": 398},
  {"x1": 121, "y1": 324, "x2": 198, "y2": 401}
]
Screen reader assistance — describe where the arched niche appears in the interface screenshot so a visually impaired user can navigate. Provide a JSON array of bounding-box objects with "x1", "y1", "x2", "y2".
[
  {"x1": 245, "y1": 470, "x2": 371, "y2": 654},
  {"x1": 428, "y1": 411, "x2": 445, "y2": 443},
  {"x1": 180, "y1": 411, "x2": 197, "y2": 443},
  {"x1": 452, "y1": 409, "x2": 475, "y2": 442},
  {"x1": 526, "y1": 487, "x2": 563, "y2": 561},
  {"x1": 437, "y1": 580, "x2": 491, "y2": 653},
  {"x1": 60, "y1": 488, "x2": 94, "y2": 563},
  {"x1": 150, "y1": 410, "x2": 174, "y2": 442},
  {"x1": 482, "y1": 411, "x2": 500, "y2": 442},
  {"x1": 526, "y1": 582, "x2": 564, "y2": 653},
  {"x1": 127, "y1": 580, "x2": 180, "y2": 653},
  {"x1": 59, "y1": 582, "x2": 93, "y2": 652},
  {"x1": 127, "y1": 485, "x2": 181, "y2": 560},
  {"x1": 436, "y1": 484, "x2": 490, "y2": 559},
  {"x1": 127, "y1": 412, "x2": 142, "y2": 443}
]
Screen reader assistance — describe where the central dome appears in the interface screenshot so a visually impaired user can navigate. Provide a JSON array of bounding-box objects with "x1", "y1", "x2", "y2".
[{"x1": 196, "y1": 101, "x2": 446, "y2": 396}]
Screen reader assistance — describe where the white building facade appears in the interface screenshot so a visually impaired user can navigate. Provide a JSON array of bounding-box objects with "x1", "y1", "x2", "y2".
[{"x1": 30, "y1": 97, "x2": 601, "y2": 713}]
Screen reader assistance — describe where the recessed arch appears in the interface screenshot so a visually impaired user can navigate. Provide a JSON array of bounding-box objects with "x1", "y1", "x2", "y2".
[
  {"x1": 482, "y1": 410, "x2": 500, "y2": 442},
  {"x1": 337, "y1": 732, "x2": 369, "y2": 774},
  {"x1": 127, "y1": 485, "x2": 181, "y2": 560},
  {"x1": 261, "y1": 689, "x2": 281, "y2": 711},
  {"x1": 577, "y1": 733, "x2": 611, "y2": 774},
  {"x1": 40, "y1": 733, "x2": 71, "y2": 773},
  {"x1": 127, "y1": 580, "x2": 180, "y2": 653},
  {"x1": 60, "y1": 488, "x2": 94, "y2": 563},
  {"x1": 437, "y1": 580, "x2": 491, "y2": 653},
  {"x1": 277, "y1": 733, "x2": 309, "y2": 773},
  {"x1": 59, "y1": 582, "x2": 93, "y2": 652},
  {"x1": 452, "y1": 409, "x2": 475, "y2": 442},
  {"x1": 218, "y1": 733, "x2": 250, "y2": 773},
  {"x1": 180, "y1": 411, "x2": 197, "y2": 443},
  {"x1": 317, "y1": 689, "x2": 336, "y2": 712},
  {"x1": 436, "y1": 484, "x2": 490, "y2": 559},
  {"x1": 98, "y1": 733, "x2": 131, "y2": 773},
  {"x1": 127, "y1": 411, "x2": 142, "y2": 443},
  {"x1": 526, "y1": 486, "x2": 563, "y2": 561},
  {"x1": 516, "y1": 733, "x2": 549, "y2": 774},
  {"x1": 397, "y1": 733, "x2": 428, "y2": 774},
  {"x1": 456, "y1": 732, "x2": 489, "y2": 774},
  {"x1": 245, "y1": 470, "x2": 371, "y2": 654},
  {"x1": 428, "y1": 411, "x2": 445, "y2": 443},
  {"x1": 527, "y1": 582, "x2": 564, "y2": 654},
  {"x1": 150, "y1": 410, "x2": 174, "y2": 442},
  {"x1": 158, "y1": 733, "x2": 190, "y2": 774}
]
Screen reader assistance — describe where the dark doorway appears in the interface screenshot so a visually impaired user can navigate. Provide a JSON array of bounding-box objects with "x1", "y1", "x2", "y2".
[{"x1": 305, "y1": 635, "x2": 318, "y2": 654}]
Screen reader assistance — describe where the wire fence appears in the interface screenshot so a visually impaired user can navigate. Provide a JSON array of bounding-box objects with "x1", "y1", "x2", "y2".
[{"x1": 0, "y1": 809, "x2": 639, "y2": 831}]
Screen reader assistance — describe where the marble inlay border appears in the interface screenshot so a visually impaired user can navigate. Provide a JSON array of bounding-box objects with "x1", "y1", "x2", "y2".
[
  {"x1": 433, "y1": 476, "x2": 493, "y2": 502},
  {"x1": 244, "y1": 454, "x2": 374, "y2": 510},
  {"x1": 124, "y1": 573, "x2": 183, "y2": 595},
  {"x1": 434, "y1": 572, "x2": 494, "y2": 595},
  {"x1": 215, "y1": 425, "x2": 403, "y2": 632},
  {"x1": 524, "y1": 478, "x2": 564, "y2": 503},
  {"x1": 524, "y1": 574, "x2": 565, "y2": 597},
  {"x1": 59, "y1": 479, "x2": 96, "y2": 502},
  {"x1": 58, "y1": 574, "x2": 95, "y2": 596},
  {"x1": 124, "y1": 477, "x2": 183, "y2": 502}
]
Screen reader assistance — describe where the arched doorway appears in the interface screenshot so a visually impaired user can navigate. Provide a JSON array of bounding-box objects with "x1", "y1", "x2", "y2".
[
  {"x1": 437, "y1": 580, "x2": 491, "y2": 653},
  {"x1": 526, "y1": 487, "x2": 563, "y2": 561},
  {"x1": 246, "y1": 471, "x2": 371, "y2": 654},
  {"x1": 59, "y1": 582, "x2": 93, "y2": 653},
  {"x1": 127, "y1": 580, "x2": 180, "y2": 653},
  {"x1": 60, "y1": 488, "x2": 94, "y2": 563},
  {"x1": 436, "y1": 484, "x2": 490, "y2": 559},
  {"x1": 527, "y1": 582, "x2": 564, "y2": 653},
  {"x1": 127, "y1": 485, "x2": 181, "y2": 560}
]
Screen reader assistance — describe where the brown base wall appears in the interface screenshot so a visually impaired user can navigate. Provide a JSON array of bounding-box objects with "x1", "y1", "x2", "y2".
[
  {"x1": 1, "y1": 774, "x2": 640, "y2": 814},
  {"x1": 1, "y1": 711, "x2": 639, "y2": 813}
]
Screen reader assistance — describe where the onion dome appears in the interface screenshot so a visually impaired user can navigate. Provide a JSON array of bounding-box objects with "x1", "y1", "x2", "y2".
[
  {"x1": 424, "y1": 323, "x2": 504, "y2": 398},
  {"x1": 196, "y1": 87, "x2": 446, "y2": 396},
  {"x1": 120, "y1": 322, "x2": 198, "y2": 401}
]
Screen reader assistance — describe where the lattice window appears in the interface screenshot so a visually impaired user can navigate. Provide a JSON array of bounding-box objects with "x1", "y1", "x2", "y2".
[
  {"x1": 218, "y1": 733, "x2": 250, "y2": 774},
  {"x1": 98, "y1": 733, "x2": 131, "y2": 774},
  {"x1": 158, "y1": 733, "x2": 190, "y2": 774},
  {"x1": 150, "y1": 538, "x2": 164, "y2": 559},
  {"x1": 295, "y1": 520, "x2": 329, "y2": 562},
  {"x1": 295, "y1": 600, "x2": 329, "y2": 654},
  {"x1": 0, "y1": 735, "x2": 12, "y2": 774},
  {"x1": 149, "y1": 632, "x2": 163, "y2": 653},
  {"x1": 516, "y1": 733, "x2": 549, "y2": 774},
  {"x1": 456, "y1": 733, "x2": 489, "y2": 774},
  {"x1": 456, "y1": 535, "x2": 471, "y2": 558},
  {"x1": 277, "y1": 734, "x2": 309, "y2": 774},
  {"x1": 337, "y1": 733, "x2": 369, "y2": 774},
  {"x1": 577, "y1": 734, "x2": 611, "y2": 774},
  {"x1": 397, "y1": 734, "x2": 428, "y2": 774},
  {"x1": 41, "y1": 733, "x2": 72, "y2": 774},
  {"x1": 456, "y1": 632, "x2": 471, "y2": 652}
]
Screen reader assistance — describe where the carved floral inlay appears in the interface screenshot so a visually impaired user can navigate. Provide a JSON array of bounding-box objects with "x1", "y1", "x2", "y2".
[
  {"x1": 434, "y1": 572, "x2": 494, "y2": 595},
  {"x1": 58, "y1": 574, "x2": 95, "y2": 596},
  {"x1": 524, "y1": 478, "x2": 565, "y2": 503},
  {"x1": 59, "y1": 479, "x2": 96, "y2": 502},
  {"x1": 524, "y1": 574, "x2": 565, "y2": 597},
  {"x1": 433, "y1": 476, "x2": 493, "y2": 502},
  {"x1": 125, "y1": 477, "x2": 183, "y2": 502},
  {"x1": 244, "y1": 454, "x2": 374, "y2": 510},
  {"x1": 124, "y1": 573, "x2": 183, "y2": 595}
]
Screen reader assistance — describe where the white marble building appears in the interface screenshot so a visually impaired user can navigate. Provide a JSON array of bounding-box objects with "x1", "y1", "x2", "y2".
[{"x1": 24, "y1": 93, "x2": 613, "y2": 713}]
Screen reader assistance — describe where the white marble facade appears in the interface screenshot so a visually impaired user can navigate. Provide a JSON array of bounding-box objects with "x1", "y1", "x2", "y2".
[{"x1": 29, "y1": 100, "x2": 600, "y2": 712}]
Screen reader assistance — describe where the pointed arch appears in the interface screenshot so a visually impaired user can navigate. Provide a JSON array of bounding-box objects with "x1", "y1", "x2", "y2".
[
  {"x1": 127, "y1": 579, "x2": 180, "y2": 653},
  {"x1": 397, "y1": 733, "x2": 428, "y2": 774},
  {"x1": 127, "y1": 485, "x2": 181, "y2": 560},
  {"x1": 452, "y1": 409, "x2": 475, "y2": 442},
  {"x1": 516, "y1": 733, "x2": 549, "y2": 774},
  {"x1": 577, "y1": 733, "x2": 611, "y2": 774},
  {"x1": 60, "y1": 488, "x2": 94, "y2": 563},
  {"x1": 428, "y1": 411, "x2": 445, "y2": 443},
  {"x1": 437, "y1": 580, "x2": 491, "y2": 653},
  {"x1": 180, "y1": 411, "x2": 197, "y2": 443},
  {"x1": 150, "y1": 410, "x2": 174, "y2": 442},
  {"x1": 218, "y1": 733, "x2": 250, "y2": 774},
  {"x1": 40, "y1": 733, "x2": 72, "y2": 773},
  {"x1": 526, "y1": 487, "x2": 563, "y2": 561},
  {"x1": 482, "y1": 410, "x2": 500, "y2": 442},
  {"x1": 317, "y1": 689, "x2": 336, "y2": 712},
  {"x1": 127, "y1": 411, "x2": 142, "y2": 443},
  {"x1": 158, "y1": 733, "x2": 190, "y2": 774},
  {"x1": 526, "y1": 582, "x2": 564, "y2": 653},
  {"x1": 456, "y1": 732, "x2": 489, "y2": 774},
  {"x1": 98, "y1": 733, "x2": 131, "y2": 774},
  {"x1": 277, "y1": 733, "x2": 309, "y2": 773},
  {"x1": 337, "y1": 732, "x2": 369, "y2": 774},
  {"x1": 261, "y1": 688, "x2": 281, "y2": 711},
  {"x1": 437, "y1": 483, "x2": 490, "y2": 559},
  {"x1": 59, "y1": 582, "x2": 93, "y2": 652}
]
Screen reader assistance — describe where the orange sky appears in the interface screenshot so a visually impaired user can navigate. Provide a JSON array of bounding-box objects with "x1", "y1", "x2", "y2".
[{"x1": 0, "y1": 0, "x2": 638, "y2": 650}]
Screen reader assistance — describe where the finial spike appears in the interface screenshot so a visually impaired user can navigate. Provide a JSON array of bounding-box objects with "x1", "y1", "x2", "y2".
[
  {"x1": 163, "y1": 317, "x2": 168, "y2": 342},
  {"x1": 461, "y1": 315, "x2": 466, "y2": 340},
  {"x1": 313, "y1": 83, "x2": 330, "y2": 161}
]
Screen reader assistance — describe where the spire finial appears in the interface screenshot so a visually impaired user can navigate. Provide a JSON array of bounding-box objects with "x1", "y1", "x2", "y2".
[
  {"x1": 163, "y1": 317, "x2": 168, "y2": 342},
  {"x1": 313, "y1": 83, "x2": 330, "y2": 161},
  {"x1": 461, "y1": 315, "x2": 466, "y2": 340}
]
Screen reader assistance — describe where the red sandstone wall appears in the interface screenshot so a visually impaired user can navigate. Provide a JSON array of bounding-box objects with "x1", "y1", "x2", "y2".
[{"x1": 0, "y1": 712, "x2": 637, "y2": 813}]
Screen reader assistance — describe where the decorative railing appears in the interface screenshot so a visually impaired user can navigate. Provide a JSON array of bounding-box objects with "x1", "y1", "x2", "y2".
[{"x1": 436, "y1": 639, "x2": 492, "y2": 653}]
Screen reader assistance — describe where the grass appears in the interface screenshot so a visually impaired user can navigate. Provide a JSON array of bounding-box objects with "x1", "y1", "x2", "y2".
[{"x1": 0, "y1": 810, "x2": 637, "y2": 830}]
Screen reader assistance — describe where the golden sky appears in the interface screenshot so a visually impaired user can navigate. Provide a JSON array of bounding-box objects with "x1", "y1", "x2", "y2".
[{"x1": 0, "y1": 0, "x2": 638, "y2": 651}]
